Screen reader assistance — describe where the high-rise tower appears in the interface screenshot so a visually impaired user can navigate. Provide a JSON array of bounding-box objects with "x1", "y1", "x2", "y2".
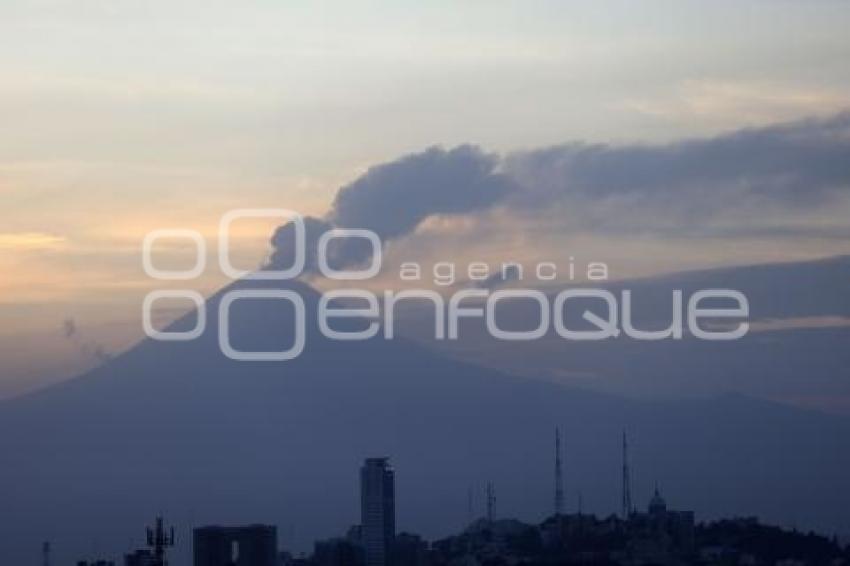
[
  {"x1": 554, "y1": 427, "x2": 564, "y2": 516},
  {"x1": 360, "y1": 458, "x2": 395, "y2": 566},
  {"x1": 486, "y1": 482, "x2": 496, "y2": 523},
  {"x1": 622, "y1": 431, "x2": 632, "y2": 519},
  {"x1": 146, "y1": 516, "x2": 175, "y2": 566}
]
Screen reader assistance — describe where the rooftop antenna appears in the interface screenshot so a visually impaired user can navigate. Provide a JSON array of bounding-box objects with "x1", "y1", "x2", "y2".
[
  {"x1": 622, "y1": 431, "x2": 632, "y2": 520},
  {"x1": 146, "y1": 516, "x2": 175, "y2": 566},
  {"x1": 42, "y1": 541, "x2": 50, "y2": 566},
  {"x1": 486, "y1": 482, "x2": 496, "y2": 523},
  {"x1": 554, "y1": 427, "x2": 565, "y2": 516},
  {"x1": 467, "y1": 484, "x2": 474, "y2": 525}
]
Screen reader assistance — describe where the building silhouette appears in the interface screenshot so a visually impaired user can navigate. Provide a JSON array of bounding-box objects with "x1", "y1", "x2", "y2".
[
  {"x1": 390, "y1": 532, "x2": 428, "y2": 566},
  {"x1": 626, "y1": 485, "x2": 695, "y2": 564},
  {"x1": 124, "y1": 549, "x2": 158, "y2": 566},
  {"x1": 313, "y1": 537, "x2": 363, "y2": 566},
  {"x1": 360, "y1": 458, "x2": 395, "y2": 566},
  {"x1": 61, "y1": 431, "x2": 850, "y2": 566},
  {"x1": 193, "y1": 525, "x2": 277, "y2": 566}
]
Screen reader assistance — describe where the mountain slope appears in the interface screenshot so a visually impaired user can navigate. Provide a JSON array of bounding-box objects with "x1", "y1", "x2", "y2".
[
  {"x1": 408, "y1": 255, "x2": 850, "y2": 405},
  {"x1": 0, "y1": 277, "x2": 848, "y2": 564}
]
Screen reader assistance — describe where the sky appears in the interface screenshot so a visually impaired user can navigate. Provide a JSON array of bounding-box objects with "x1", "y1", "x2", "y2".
[{"x1": 1, "y1": 0, "x2": 850, "y2": 396}]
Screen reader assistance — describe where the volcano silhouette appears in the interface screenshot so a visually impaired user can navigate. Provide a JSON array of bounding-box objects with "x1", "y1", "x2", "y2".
[{"x1": 0, "y1": 277, "x2": 848, "y2": 564}]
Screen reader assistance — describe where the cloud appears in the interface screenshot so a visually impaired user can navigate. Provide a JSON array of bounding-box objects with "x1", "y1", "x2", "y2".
[
  {"x1": 504, "y1": 112, "x2": 850, "y2": 210},
  {"x1": 474, "y1": 264, "x2": 521, "y2": 290},
  {"x1": 61, "y1": 318, "x2": 111, "y2": 365},
  {"x1": 267, "y1": 145, "x2": 516, "y2": 274},
  {"x1": 267, "y1": 112, "x2": 850, "y2": 278},
  {"x1": 621, "y1": 80, "x2": 850, "y2": 128},
  {"x1": 268, "y1": 216, "x2": 334, "y2": 274},
  {"x1": 0, "y1": 232, "x2": 66, "y2": 250},
  {"x1": 500, "y1": 112, "x2": 850, "y2": 240},
  {"x1": 328, "y1": 145, "x2": 515, "y2": 239},
  {"x1": 62, "y1": 318, "x2": 77, "y2": 338}
]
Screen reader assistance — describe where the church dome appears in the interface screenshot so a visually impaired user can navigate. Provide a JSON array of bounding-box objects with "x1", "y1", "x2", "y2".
[{"x1": 648, "y1": 487, "x2": 667, "y2": 514}]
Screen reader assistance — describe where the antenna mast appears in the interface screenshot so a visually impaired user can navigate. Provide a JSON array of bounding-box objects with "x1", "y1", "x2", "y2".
[
  {"x1": 146, "y1": 516, "x2": 176, "y2": 566},
  {"x1": 554, "y1": 427, "x2": 565, "y2": 516},
  {"x1": 622, "y1": 431, "x2": 632, "y2": 519},
  {"x1": 486, "y1": 482, "x2": 496, "y2": 523}
]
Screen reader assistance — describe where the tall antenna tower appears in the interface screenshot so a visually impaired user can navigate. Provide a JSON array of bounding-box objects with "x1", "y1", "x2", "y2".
[
  {"x1": 554, "y1": 427, "x2": 564, "y2": 516},
  {"x1": 146, "y1": 516, "x2": 176, "y2": 566},
  {"x1": 467, "y1": 484, "x2": 474, "y2": 525},
  {"x1": 486, "y1": 482, "x2": 496, "y2": 523},
  {"x1": 622, "y1": 431, "x2": 632, "y2": 519},
  {"x1": 42, "y1": 541, "x2": 50, "y2": 566}
]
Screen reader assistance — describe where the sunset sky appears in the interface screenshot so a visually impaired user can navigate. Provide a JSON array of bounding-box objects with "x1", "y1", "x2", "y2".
[{"x1": 2, "y1": 0, "x2": 850, "y2": 396}]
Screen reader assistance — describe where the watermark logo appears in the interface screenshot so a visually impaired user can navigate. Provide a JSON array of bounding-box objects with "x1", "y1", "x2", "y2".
[{"x1": 143, "y1": 209, "x2": 750, "y2": 361}]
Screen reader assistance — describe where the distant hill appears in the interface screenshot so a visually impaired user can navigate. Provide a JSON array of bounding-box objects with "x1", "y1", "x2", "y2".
[{"x1": 401, "y1": 255, "x2": 850, "y2": 408}]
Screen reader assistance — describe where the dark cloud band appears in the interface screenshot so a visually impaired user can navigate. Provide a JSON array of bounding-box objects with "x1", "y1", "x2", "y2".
[{"x1": 268, "y1": 112, "x2": 850, "y2": 277}]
